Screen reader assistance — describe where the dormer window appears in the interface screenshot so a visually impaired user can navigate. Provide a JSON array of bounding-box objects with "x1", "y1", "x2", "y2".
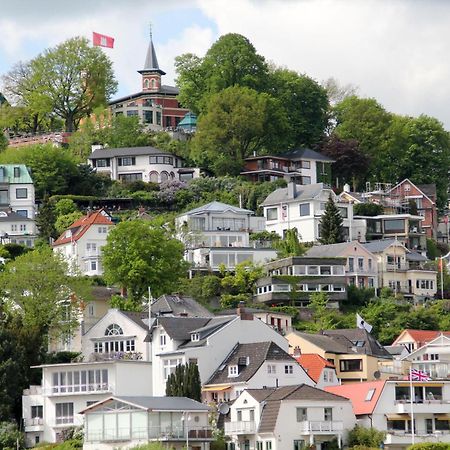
[
  {"x1": 228, "y1": 365, "x2": 238, "y2": 377},
  {"x1": 191, "y1": 333, "x2": 200, "y2": 342}
]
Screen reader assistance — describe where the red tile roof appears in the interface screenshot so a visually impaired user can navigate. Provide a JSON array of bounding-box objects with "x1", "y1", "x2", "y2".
[
  {"x1": 393, "y1": 329, "x2": 450, "y2": 347},
  {"x1": 296, "y1": 354, "x2": 335, "y2": 383},
  {"x1": 325, "y1": 380, "x2": 386, "y2": 415},
  {"x1": 53, "y1": 209, "x2": 113, "y2": 246}
]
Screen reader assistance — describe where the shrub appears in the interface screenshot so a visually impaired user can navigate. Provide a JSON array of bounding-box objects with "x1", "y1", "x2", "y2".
[
  {"x1": 0, "y1": 421, "x2": 24, "y2": 450},
  {"x1": 348, "y1": 425, "x2": 385, "y2": 448},
  {"x1": 408, "y1": 444, "x2": 450, "y2": 450}
]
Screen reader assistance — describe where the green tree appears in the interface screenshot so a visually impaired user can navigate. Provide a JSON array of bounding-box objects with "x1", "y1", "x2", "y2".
[
  {"x1": 102, "y1": 219, "x2": 187, "y2": 303},
  {"x1": 0, "y1": 421, "x2": 25, "y2": 449},
  {"x1": 35, "y1": 196, "x2": 58, "y2": 242},
  {"x1": 353, "y1": 203, "x2": 384, "y2": 217},
  {"x1": 55, "y1": 211, "x2": 84, "y2": 235},
  {"x1": 275, "y1": 228, "x2": 306, "y2": 258},
  {"x1": 191, "y1": 86, "x2": 288, "y2": 175},
  {"x1": 26, "y1": 37, "x2": 117, "y2": 131},
  {"x1": 309, "y1": 292, "x2": 335, "y2": 331},
  {"x1": 0, "y1": 246, "x2": 91, "y2": 337},
  {"x1": 166, "y1": 363, "x2": 201, "y2": 401},
  {"x1": 319, "y1": 194, "x2": 344, "y2": 244},
  {"x1": 270, "y1": 68, "x2": 329, "y2": 147},
  {"x1": 348, "y1": 425, "x2": 385, "y2": 448},
  {"x1": 176, "y1": 34, "x2": 269, "y2": 113},
  {"x1": 0, "y1": 132, "x2": 7, "y2": 152},
  {"x1": 54, "y1": 198, "x2": 79, "y2": 217}
]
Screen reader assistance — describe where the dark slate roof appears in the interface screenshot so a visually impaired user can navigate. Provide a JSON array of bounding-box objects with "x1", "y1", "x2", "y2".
[
  {"x1": 205, "y1": 342, "x2": 297, "y2": 385},
  {"x1": 306, "y1": 242, "x2": 355, "y2": 258},
  {"x1": 91, "y1": 286, "x2": 121, "y2": 301},
  {"x1": 291, "y1": 331, "x2": 351, "y2": 354},
  {"x1": 417, "y1": 184, "x2": 436, "y2": 200},
  {"x1": 406, "y1": 251, "x2": 427, "y2": 262},
  {"x1": 121, "y1": 311, "x2": 149, "y2": 330},
  {"x1": 81, "y1": 396, "x2": 208, "y2": 414},
  {"x1": 362, "y1": 239, "x2": 400, "y2": 253},
  {"x1": 255, "y1": 384, "x2": 348, "y2": 433},
  {"x1": 323, "y1": 329, "x2": 392, "y2": 359},
  {"x1": 89, "y1": 146, "x2": 173, "y2": 159},
  {"x1": 109, "y1": 86, "x2": 180, "y2": 104},
  {"x1": 278, "y1": 148, "x2": 334, "y2": 162},
  {"x1": 140, "y1": 37, "x2": 165, "y2": 75},
  {"x1": 261, "y1": 183, "x2": 329, "y2": 206},
  {"x1": 0, "y1": 210, "x2": 34, "y2": 222},
  {"x1": 179, "y1": 317, "x2": 234, "y2": 348},
  {"x1": 151, "y1": 295, "x2": 214, "y2": 318}
]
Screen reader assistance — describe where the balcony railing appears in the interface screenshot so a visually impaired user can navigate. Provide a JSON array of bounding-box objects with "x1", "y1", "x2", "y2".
[
  {"x1": 225, "y1": 421, "x2": 257, "y2": 434},
  {"x1": 23, "y1": 386, "x2": 42, "y2": 396},
  {"x1": 45, "y1": 383, "x2": 112, "y2": 396},
  {"x1": 24, "y1": 418, "x2": 44, "y2": 427},
  {"x1": 298, "y1": 421, "x2": 344, "y2": 433},
  {"x1": 412, "y1": 363, "x2": 450, "y2": 379},
  {"x1": 86, "y1": 426, "x2": 213, "y2": 442}
]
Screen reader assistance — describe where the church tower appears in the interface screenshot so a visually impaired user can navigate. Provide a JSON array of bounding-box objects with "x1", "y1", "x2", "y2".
[{"x1": 138, "y1": 30, "x2": 166, "y2": 92}]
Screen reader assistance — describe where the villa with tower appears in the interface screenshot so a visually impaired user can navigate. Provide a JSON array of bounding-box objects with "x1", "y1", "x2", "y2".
[{"x1": 108, "y1": 33, "x2": 189, "y2": 130}]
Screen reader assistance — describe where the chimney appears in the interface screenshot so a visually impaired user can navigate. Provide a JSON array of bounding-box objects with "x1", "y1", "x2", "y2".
[
  {"x1": 343, "y1": 183, "x2": 351, "y2": 193},
  {"x1": 287, "y1": 182, "x2": 296, "y2": 199},
  {"x1": 293, "y1": 346, "x2": 302, "y2": 357},
  {"x1": 237, "y1": 301, "x2": 253, "y2": 321}
]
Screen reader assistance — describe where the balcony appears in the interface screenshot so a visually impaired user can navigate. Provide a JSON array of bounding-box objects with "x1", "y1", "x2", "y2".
[
  {"x1": 298, "y1": 421, "x2": 344, "y2": 434},
  {"x1": 395, "y1": 400, "x2": 450, "y2": 414},
  {"x1": 385, "y1": 429, "x2": 450, "y2": 445},
  {"x1": 23, "y1": 386, "x2": 42, "y2": 396},
  {"x1": 412, "y1": 362, "x2": 450, "y2": 379},
  {"x1": 45, "y1": 384, "x2": 112, "y2": 396},
  {"x1": 86, "y1": 426, "x2": 213, "y2": 442},
  {"x1": 24, "y1": 417, "x2": 44, "y2": 432},
  {"x1": 225, "y1": 421, "x2": 257, "y2": 435}
]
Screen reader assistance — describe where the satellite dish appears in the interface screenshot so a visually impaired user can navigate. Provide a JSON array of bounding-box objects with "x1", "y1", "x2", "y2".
[
  {"x1": 218, "y1": 403, "x2": 230, "y2": 415},
  {"x1": 373, "y1": 370, "x2": 381, "y2": 380}
]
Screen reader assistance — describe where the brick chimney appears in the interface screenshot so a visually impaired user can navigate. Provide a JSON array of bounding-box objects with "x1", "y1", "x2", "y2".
[
  {"x1": 237, "y1": 301, "x2": 253, "y2": 320},
  {"x1": 293, "y1": 346, "x2": 302, "y2": 357}
]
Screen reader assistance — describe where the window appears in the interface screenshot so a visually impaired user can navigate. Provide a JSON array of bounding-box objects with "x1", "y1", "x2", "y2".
[
  {"x1": 228, "y1": 365, "x2": 238, "y2": 377},
  {"x1": 435, "y1": 419, "x2": 450, "y2": 431},
  {"x1": 95, "y1": 158, "x2": 110, "y2": 168},
  {"x1": 16, "y1": 188, "x2": 28, "y2": 199},
  {"x1": 118, "y1": 157, "x2": 136, "y2": 166},
  {"x1": 13, "y1": 167, "x2": 20, "y2": 177},
  {"x1": 323, "y1": 370, "x2": 332, "y2": 382},
  {"x1": 285, "y1": 365, "x2": 294, "y2": 374},
  {"x1": 338, "y1": 207, "x2": 348, "y2": 218},
  {"x1": 160, "y1": 333, "x2": 167, "y2": 347},
  {"x1": 98, "y1": 226, "x2": 107, "y2": 233},
  {"x1": 118, "y1": 173, "x2": 142, "y2": 183},
  {"x1": 55, "y1": 402, "x2": 74, "y2": 424},
  {"x1": 180, "y1": 172, "x2": 194, "y2": 182},
  {"x1": 300, "y1": 160, "x2": 311, "y2": 169},
  {"x1": 307, "y1": 265, "x2": 319, "y2": 275},
  {"x1": 156, "y1": 111, "x2": 161, "y2": 125},
  {"x1": 296, "y1": 407, "x2": 307, "y2": 422},
  {"x1": 105, "y1": 324, "x2": 123, "y2": 336},
  {"x1": 302, "y1": 176, "x2": 311, "y2": 185},
  {"x1": 149, "y1": 156, "x2": 174, "y2": 165},
  {"x1": 257, "y1": 442, "x2": 264, "y2": 450},
  {"x1": 163, "y1": 358, "x2": 182, "y2": 379},
  {"x1": 368, "y1": 258, "x2": 372, "y2": 270},
  {"x1": 160, "y1": 171, "x2": 169, "y2": 182},
  {"x1": 365, "y1": 388, "x2": 376, "y2": 401},
  {"x1": 191, "y1": 333, "x2": 200, "y2": 342},
  {"x1": 31, "y1": 405, "x2": 43, "y2": 418},
  {"x1": 267, "y1": 364, "x2": 276, "y2": 374},
  {"x1": 384, "y1": 219, "x2": 405, "y2": 233},
  {"x1": 339, "y1": 359, "x2": 362, "y2": 372},
  {"x1": 358, "y1": 257, "x2": 364, "y2": 270},
  {"x1": 324, "y1": 407, "x2": 333, "y2": 421},
  {"x1": 86, "y1": 243, "x2": 97, "y2": 253},
  {"x1": 294, "y1": 440, "x2": 306, "y2": 450},
  {"x1": 265, "y1": 441, "x2": 272, "y2": 450},
  {"x1": 126, "y1": 110, "x2": 139, "y2": 117},
  {"x1": 143, "y1": 110, "x2": 153, "y2": 124},
  {"x1": 16, "y1": 209, "x2": 28, "y2": 217},
  {"x1": 348, "y1": 257, "x2": 354, "y2": 272},
  {"x1": 320, "y1": 266, "x2": 331, "y2": 275},
  {"x1": 90, "y1": 261, "x2": 97, "y2": 271},
  {"x1": 250, "y1": 409, "x2": 255, "y2": 421},
  {"x1": 299, "y1": 203, "x2": 310, "y2": 216},
  {"x1": 20, "y1": 224, "x2": 26, "y2": 232},
  {"x1": 266, "y1": 207, "x2": 278, "y2": 221}
]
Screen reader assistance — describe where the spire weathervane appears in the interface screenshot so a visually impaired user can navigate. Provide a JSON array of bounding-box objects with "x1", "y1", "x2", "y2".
[{"x1": 149, "y1": 22, "x2": 153, "y2": 40}]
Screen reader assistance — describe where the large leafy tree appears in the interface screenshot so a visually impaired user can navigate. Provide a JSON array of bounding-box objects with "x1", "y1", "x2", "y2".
[
  {"x1": 8, "y1": 37, "x2": 117, "y2": 132},
  {"x1": 176, "y1": 33, "x2": 269, "y2": 113},
  {"x1": 102, "y1": 219, "x2": 188, "y2": 302},
  {"x1": 319, "y1": 194, "x2": 344, "y2": 244},
  {"x1": 275, "y1": 228, "x2": 306, "y2": 258},
  {"x1": 191, "y1": 86, "x2": 288, "y2": 175},
  {"x1": 270, "y1": 69, "x2": 329, "y2": 147}
]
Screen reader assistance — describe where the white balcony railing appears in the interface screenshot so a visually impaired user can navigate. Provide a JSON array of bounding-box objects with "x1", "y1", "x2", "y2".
[
  {"x1": 225, "y1": 421, "x2": 257, "y2": 435},
  {"x1": 24, "y1": 418, "x2": 44, "y2": 427},
  {"x1": 45, "y1": 384, "x2": 112, "y2": 396},
  {"x1": 23, "y1": 386, "x2": 42, "y2": 396},
  {"x1": 298, "y1": 421, "x2": 344, "y2": 433}
]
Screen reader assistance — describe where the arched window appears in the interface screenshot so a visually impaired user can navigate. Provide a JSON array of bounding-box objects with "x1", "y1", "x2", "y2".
[
  {"x1": 160, "y1": 171, "x2": 169, "y2": 182},
  {"x1": 151, "y1": 79, "x2": 156, "y2": 88},
  {"x1": 170, "y1": 172, "x2": 175, "y2": 180},
  {"x1": 144, "y1": 79, "x2": 149, "y2": 89},
  {"x1": 149, "y1": 171, "x2": 159, "y2": 183},
  {"x1": 105, "y1": 324, "x2": 123, "y2": 336}
]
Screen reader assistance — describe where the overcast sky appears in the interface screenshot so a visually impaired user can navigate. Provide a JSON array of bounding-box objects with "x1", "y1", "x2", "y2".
[{"x1": 1, "y1": 0, "x2": 449, "y2": 128}]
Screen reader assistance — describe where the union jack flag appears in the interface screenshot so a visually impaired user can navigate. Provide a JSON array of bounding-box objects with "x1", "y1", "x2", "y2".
[{"x1": 409, "y1": 368, "x2": 431, "y2": 381}]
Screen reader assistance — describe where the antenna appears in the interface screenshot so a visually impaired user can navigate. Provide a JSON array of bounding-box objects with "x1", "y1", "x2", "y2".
[
  {"x1": 218, "y1": 403, "x2": 230, "y2": 415},
  {"x1": 149, "y1": 22, "x2": 153, "y2": 40}
]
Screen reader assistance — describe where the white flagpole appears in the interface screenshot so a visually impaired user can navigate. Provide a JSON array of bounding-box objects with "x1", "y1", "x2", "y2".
[{"x1": 409, "y1": 367, "x2": 415, "y2": 445}]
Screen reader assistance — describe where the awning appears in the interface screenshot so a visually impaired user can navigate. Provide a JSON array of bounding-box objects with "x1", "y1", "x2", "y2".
[
  {"x1": 386, "y1": 414, "x2": 411, "y2": 421},
  {"x1": 202, "y1": 385, "x2": 231, "y2": 392},
  {"x1": 396, "y1": 383, "x2": 444, "y2": 387},
  {"x1": 435, "y1": 414, "x2": 450, "y2": 420}
]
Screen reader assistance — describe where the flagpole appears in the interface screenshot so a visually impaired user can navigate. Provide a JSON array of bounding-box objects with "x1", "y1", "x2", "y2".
[{"x1": 409, "y1": 367, "x2": 415, "y2": 445}]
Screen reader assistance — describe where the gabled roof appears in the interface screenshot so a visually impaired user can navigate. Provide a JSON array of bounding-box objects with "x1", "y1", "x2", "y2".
[
  {"x1": 261, "y1": 183, "x2": 330, "y2": 206},
  {"x1": 205, "y1": 342, "x2": 300, "y2": 385},
  {"x1": 362, "y1": 239, "x2": 407, "y2": 254},
  {"x1": 80, "y1": 395, "x2": 208, "y2": 414},
  {"x1": 182, "y1": 201, "x2": 254, "y2": 216},
  {"x1": 306, "y1": 241, "x2": 374, "y2": 259},
  {"x1": 296, "y1": 354, "x2": 335, "y2": 382},
  {"x1": 89, "y1": 146, "x2": 174, "y2": 159},
  {"x1": 245, "y1": 148, "x2": 334, "y2": 163},
  {"x1": 121, "y1": 311, "x2": 149, "y2": 330},
  {"x1": 289, "y1": 331, "x2": 351, "y2": 354},
  {"x1": 325, "y1": 380, "x2": 386, "y2": 415},
  {"x1": 252, "y1": 384, "x2": 349, "y2": 433},
  {"x1": 323, "y1": 329, "x2": 392, "y2": 359},
  {"x1": 52, "y1": 209, "x2": 113, "y2": 246},
  {"x1": 388, "y1": 178, "x2": 436, "y2": 205},
  {"x1": 393, "y1": 329, "x2": 450, "y2": 346},
  {"x1": 151, "y1": 294, "x2": 214, "y2": 318},
  {"x1": 403, "y1": 334, "x2": 450, "y2": 360}
]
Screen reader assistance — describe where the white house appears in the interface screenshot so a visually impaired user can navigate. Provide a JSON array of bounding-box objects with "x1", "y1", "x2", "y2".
[
  {"x1": 52, "y1": 209, "x2": 115, "y2": 276},
  {"x1": 81, "y1": 396, "x2": 212, "y2": 450},
  {"x1": 22, "y1": 360, "x2": 153, "y2": 448},
  {"x1": 88, "y1": 146, "x2": 200, "y2": 183},
  {"x1": 150, "y1": 304, "x2": 289, "y2": 396},
  {"x1": 202, "y1": 341, "x2": 314, "y2": 403},
  {"x1": 0, "y1": 209, "x2": 37, "y2": 247},
  {"x1": 0, "y1": 164, "x2": 36, "y2": 219},
  {"x1": 261, "y1": 182, "x2": 366, "y2": 242},
  {"x1": 176, "y1": 201, "x2": 277, "y2": 273},
  {"x1": 327, "y1": 379, "x2": 450, "y2": 449},
  {"x1": 224, "y1": 385, "x2": 356, "y2": 450}
]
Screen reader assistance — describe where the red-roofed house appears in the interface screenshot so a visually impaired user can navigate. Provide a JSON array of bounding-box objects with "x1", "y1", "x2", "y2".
[
  {"x1": 326, "y1": 379, "x2": 450, "y2": 448},
  {"x1": 392, "y1": 329, "x2": 450, "y2": 352},
  {"x1": 296, "y1": 353, "x2": 340, "y2": 389},
  {"x1": 53, "y1": 209, "x2": 114, "y2": 276}
]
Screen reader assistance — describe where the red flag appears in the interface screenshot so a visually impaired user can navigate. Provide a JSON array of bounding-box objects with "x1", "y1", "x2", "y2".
[{"x1": 93, "y1": 32, "x2": 114, "y2": 48}]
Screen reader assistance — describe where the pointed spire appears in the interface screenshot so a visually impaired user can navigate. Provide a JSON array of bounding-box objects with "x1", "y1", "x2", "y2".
[{"x1": 138, "y1": 26, "x2": 166, "y2": 75}]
